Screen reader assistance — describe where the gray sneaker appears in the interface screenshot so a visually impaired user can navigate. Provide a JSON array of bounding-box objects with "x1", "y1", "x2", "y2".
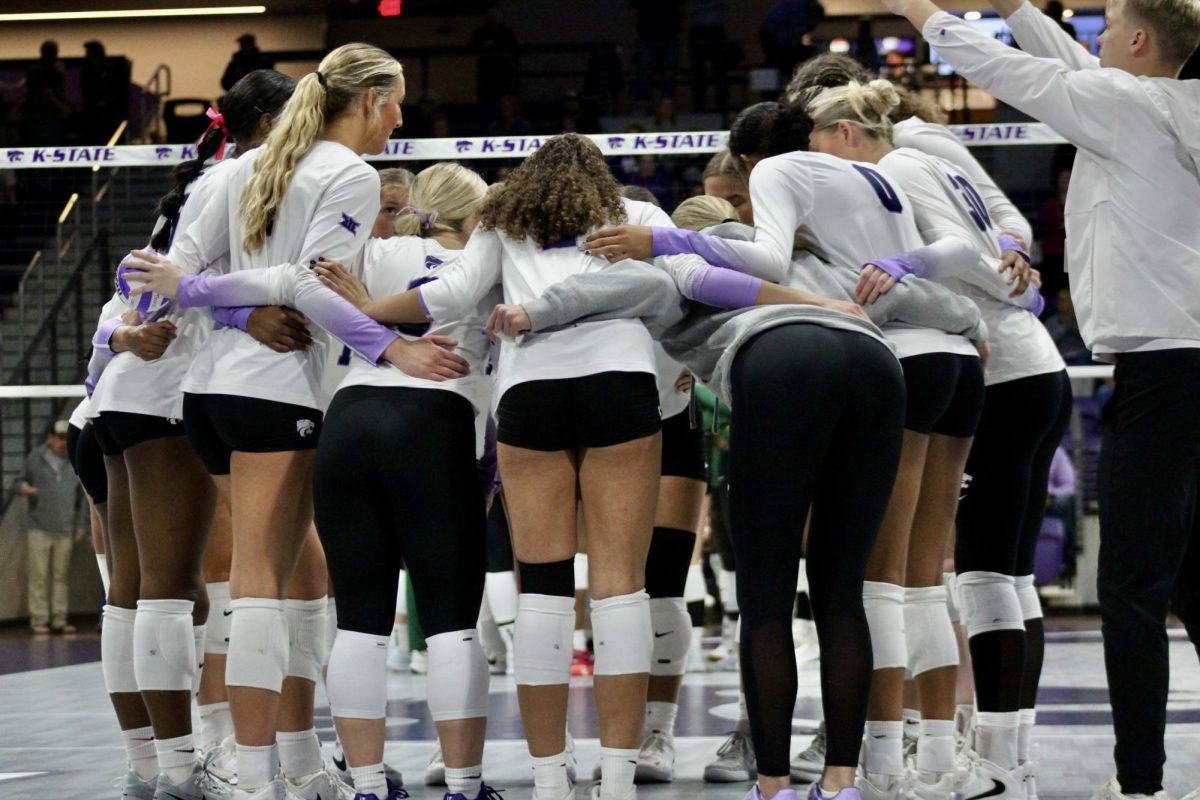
[
  {"x1": 703, "y1": 730, "x2": 757, "y2": 782},
  {"x1": 1090, "y1": 777, "x2": 1169, "y2": 800},
  {"x1": 120, "y1": 770, "x2": 159, "y2": 800},
  {"x1": 790, "y1": 722, "x2": 826, "y2": 782},
  {"x1": 154, "y1": 764, "x2": 232, "y2": 800}
]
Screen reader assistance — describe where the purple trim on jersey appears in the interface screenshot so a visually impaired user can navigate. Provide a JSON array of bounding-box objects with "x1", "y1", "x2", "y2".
[
  {"x1": 92, "y1": 317, "x2": 125, "y2": 356},
  {"x1": 682, "y1": 263, "x2": 762, "y2": 309},
  {"x1": 416, "y1": 286, "x2": 434, "y2": 320},
  {"x1": 212, "y1": 306, "x2": 254, "y2": 332},
  {"x1": 998, "y1": 233, "x2": 1031, "y2": 264},
  {"x1": 651, "y1": 227, "x2": 742, "y2": 272}
]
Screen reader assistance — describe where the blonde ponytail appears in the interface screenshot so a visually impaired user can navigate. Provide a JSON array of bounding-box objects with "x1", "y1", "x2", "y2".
[
  {"x1": 239, "y1": 42, "x2": 403, "y2": 252},
  {"x1": 671, "y1": 195, "x2": 739, "y2": 232},
  {"x1": 806, "y1": 79, "x2": 902, "y2": 143},
  {"x1": 393, "y1": 162, "x2": 487, "y2": 239}
]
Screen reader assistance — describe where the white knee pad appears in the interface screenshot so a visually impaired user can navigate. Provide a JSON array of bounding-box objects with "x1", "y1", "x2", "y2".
[
  {"x1": 101, "y1": 604, "x2": 139, "y2": 694},
  {"x1": 205, "y1": 582, "x2": 232, "y2": 655},
  {"x1": 132, "y1": 599, "x2": 196, "y2": 692},
  {"x1": 863, "y1": 582, "x2": 907, "y2": 670},
  {"x1": 326, "y1": 629, "x2": 388, "y2": 719},
  {"x1": 957, "y1": 572, "x2": 1023, "y2": 638},
  {"x1": 904, "y1": 586, "x2": 959, "y2": 677},
  {"x1": 591, "y1": 590, "x2": 652, "y2": 676},
  {"x1": 485, "y1": 571, "x2": 519, "y2": 626},
  {"x1": 514, "y1": 593, "x2": 575, "y2": 686},
  {"x1": 426, "y1": 629, "x2": 490, "y2": 721},
  {"x1": 573, "y1": 554, "x2": 589, "y2": 591},
  {"x1": 649, "y1": 598, "x2": 692, "y2": 677},
  {"x1": 225, "y1": 598, "x2": 288, "y2": 692},
  {"x1": 718, "y1": 569, "x2": 738, "y2": 614},
  {"x1": 193, "y1": 625, "x2": 206, "y2": 694},
  {"x1": 285, "y1": 597, "x2": 327, "y2": 683},
  {"x1": 796, "y1": 559, "x2": 809, "y2": 593},
  {"x1": 1014, "y1": 575, "x2": 1042, "y2": 621},
  {"x1": 943, "y1": 572, "x2": 960, "y2": 624},
  {"x1": 683, "y1": 564, "x2": 706, "y2": 604},
  {"x1": 324, "y1": 600, "x2": 338, "y2": 667}
]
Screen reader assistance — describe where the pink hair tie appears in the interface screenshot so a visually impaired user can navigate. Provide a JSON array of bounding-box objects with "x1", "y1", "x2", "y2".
[
  {"x1": 399, "y1": 205, "x2": 439, "y2": 231},
  {"x1": 199, "y1": 106, "x2": 230, "y2": 160}
]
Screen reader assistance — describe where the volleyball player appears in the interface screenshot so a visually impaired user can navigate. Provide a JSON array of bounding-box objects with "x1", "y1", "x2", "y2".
[
  {"x1": 806, "y1": 79, "x2": 1069, "y2": 800},
  {"x1": 310, "y1": 162, "x2": 499, "y2": 800},
  {"x1": 371, "y1": 167, "x2": 416, "y2": 239},
  {"x1": 879, "y1": 1, "x2": 1200, "y2": 797},
  {"x1": 702, "y1": 149, "x2": 753, "y2": 224}
]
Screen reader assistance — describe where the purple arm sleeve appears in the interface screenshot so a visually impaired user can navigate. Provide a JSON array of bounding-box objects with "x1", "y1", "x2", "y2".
[
  {"x1": 651, "y1": 227, "x2": 743, "y2": 271},
  {"x1": 1017, "y1": 282, "x2": 1046, "y2": 316},
  {"x1": 681, "y1": 263, "x2": 763, "y2": 309},
  {"x1": 92, "y1": 317, "x2": 126, "y2": 356},
  {"x1": 863, "y1": 254, "x2": 917, "y2": 281},
  {"x1": 211, "y1": 306, "x2": 254, "y2": 331},
  {"x1": 176, "y1": 271, "x2": 271, "y2": 308},
  {"x1": 998, "y1": 232, "x2": 1032, "y2": 264},
  {"x1": 301, "y1": 294, "x2": 400, "y2": 364}
]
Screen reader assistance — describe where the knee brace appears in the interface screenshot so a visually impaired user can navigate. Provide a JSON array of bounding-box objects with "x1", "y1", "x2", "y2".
[
  {"x1": 513, "y1": 593, "x2": 575, "y2": 686},
  {"x1": 324, "y1": 600, "x2": 338, "y2": 667},
  {"x1": 285, "y1": 597, "x2": 327, "y2": 683},
  {"x1": 426, "y1": 629, "x2": 490, "y2": 721},
  {"x1": 133, "y1": 599, "x2": 196, "y2": 692},
  {"x1": 225, "y1": 598, "x2": 288, "y2": 692},
  {"x1": 944, "y1": 572, "x2": 960, "y2": 624},
  {"x1": 864, "y1": 582, "x2": 907, "y2": 670},
  {"x1": 645, "y1": 527, "x2": 695, "y2": 599},
  {"x1": 573, "y1": 554, "x2": 589, "y2": 592},
  {"x1": 519, "y1": 558, "x2": 576, "y2": 598},
  {"x1": 1013, "y1": 575, "x2": 1042, "y2": 621},
  {"x1": 326, "y1": 629, "x2": 388, "y2": 719},
  {"x1": 957, "y1": 571, "x2": 1023, "y2": 638},
  {"x1": 904, "y1": 586, "x2": 959, "y2": 677},
  {"x1": 591, "y1": 590, "x2": 652, "y2": 676},
  {"x1": 205, "y1": 582, "x2": 232, "y2": 655},
  {"x1": 684, "y1": 563, "x2": 706, "y2": 604},
  {"x1": 101, "y1": 605, "x2": 140, "y2": 694},
  {"x1": 649, "y1": 597, "x2": 692, "y2": 676},
  {"x1": 796, "y1": 558, "x2": 809, "y2": 593}
]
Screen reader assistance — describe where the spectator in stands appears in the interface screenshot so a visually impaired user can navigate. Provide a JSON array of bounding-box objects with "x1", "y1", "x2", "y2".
[
  {"x1": 404, "y1": 92, "x2": 442, "y2": 138},
  {"x1": 632, "y1": 0, "x2": 684, "y2": 104},
  {"x1": 15, "y1": 420, "x2": 84, "y2": 635},
  {"x1": 557, "y1": 90, "x2": 599, "y2": 134},
  {"x1": 625, "y1": 153, "x2": 674, "y2": 208},
  {"x1": 1045, "y1": 0, "x2": 1078, "y2": 41},
  {"x1": 220, "y1": 33, "x2": 272, "y2": 92},
  {"x1": 484, "y1": 93, "x2": 532, "y2": 137},
  {"x1": 1046, "y1": 444, "x2": 1078, "y2": 578},
  {"x1": 21, "y1": 40, "x2": 71, "y2": 145},
  {"x1": 469, "y1": 6, "x2": 519, "y2": 110},
  {"x1": 688, "y1": 0, "x2": 731, "y2": 112},
  {"x1": 1038, "y1": 148, "x2": 1075, "y2": 294},
  {"x1": 1044, "y1": 287, "x2": 1092, "y2": 365},
  {"x1": 653, "y1": 95, "x2": 679, "y2": 130},
  {"x1": 760, "y1": 0, "x2": 826, "y2": 83},
  {"x1": 80, "y1": 41, "x2": 123, "y2": 145}
]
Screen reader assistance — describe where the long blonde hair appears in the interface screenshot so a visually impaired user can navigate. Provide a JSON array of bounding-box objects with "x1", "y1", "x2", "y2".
[
  {"x1": 394, "y1": 162, "x2": 487, "y2": 239},
  {"x1": 671, "y1": 195, "x2": 739, "y2": 232},
  {"x1": 239, "y1": 43, "x2": 403, "y2": 252},
  {"x1": 806, "y1": 79, "x2": 902, "y2": 143}
]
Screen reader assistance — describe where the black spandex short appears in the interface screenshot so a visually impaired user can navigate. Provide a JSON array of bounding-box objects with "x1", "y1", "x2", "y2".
[
  {"x1": 496, "y1": 371, "x2": 661, "y2": 451},
  {"x1": 183, "y1": 392, "x2": 323, "y2": 476},
  {"x1": 661, "y1": 402, "x2": 707, "y2": 481},
  {"x1": 71, "y1": 422, "x2": 108, "y2": 504},
  {"x1": 91, "y1": 410, "x2": 186, "y2": 456},
  {"x1": 899, "y1": 352, "x2": 985, "y2": 437}
]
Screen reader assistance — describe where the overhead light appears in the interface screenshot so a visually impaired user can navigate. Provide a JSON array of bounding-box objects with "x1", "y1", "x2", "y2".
[
  {"x1": 0, "y1": 6, "x2": 266, "y2": 22},
  {"x1": 830, "y1": 38, "x2": 851, "y2": 54},
  {"x1": 964, "y1": 10, "x2": 983, "y2": 20},
  {"x1": 1062, "y1": 8, "x2": 1075, "y2": 17}
]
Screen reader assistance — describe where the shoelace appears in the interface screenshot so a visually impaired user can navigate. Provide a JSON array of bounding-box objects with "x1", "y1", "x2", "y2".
[
  {"x1": 715, "y1": 731, "x2": 748, "y2": 758},
  {"x1": 477, "y1": 786, "x2": 505, "y2": 800}
]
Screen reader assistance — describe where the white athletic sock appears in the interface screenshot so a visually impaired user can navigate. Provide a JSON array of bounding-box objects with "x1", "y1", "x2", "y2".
[
  {"x1": 351, "y1": 763, "x2": 388, "y2": 799},
  {"x1": 736, "y1": 691, "x2": 750, "y2": 733},
  {"x1": 277, "y1": 728, "x2": 322, "y2": 780},
  {"x1": 531, "y1": 751, "x2": 572, "y2": 797},
  {"x1": 446, "y1": 764, "x2": 484, "y2": 797},
  {"x1": 645, "y1": 700, "x2": 678, "y2": 737},
  {"x1": 916, "y1": 718, "x2": 956, "y2": 778},
  {"x1": 237, "y1": 742, "x2": 278, "y2": 792},
  {"x1": 975, "y1": 710, "x2": 1020, "y2": 770},
  {"x1": 122, "y1": 725, "x2": 158, "y2": 781},
  {"x1": 198, "y1": 701, "x2": 233, "y2": 750},
  {"x1": 863, "y1": 720, "x2": 905, "y2": 777},
  {"x1": 572, "y1": 628, "x2": 588, "y2": 652},
  {"x1": 955, "y1": 703, "x2": 975, "y2": 737},
  {"x1": 598, "y1": 746, "x2": 638, "y2": 799},
  {"x1": 95, "y1": 554, "x2": 110, "y2": 596},
  {"x1": 903, "y1": 707, "x2": 922, "y2": 735},
  {"x1": 193, "y1": 625, "x2": 206, "y2": 694},
  {"x1": 155, "y1": 733, "x2": 198, "y2": 784},
  {"x1": 1018, "y1": 708, "x2": 1037, "y2": 764}
]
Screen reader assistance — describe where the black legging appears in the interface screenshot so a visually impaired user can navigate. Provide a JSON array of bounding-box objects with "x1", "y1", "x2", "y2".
[
  {"x1": 955, "y1": 369, "x2": 1072, "y2": 711},
  {"x1": 315, "y1": 385, "x2": 487, "y2": 638},
  {"x1": 728, "y1": 323, "x2": 905, "y2": 776}
]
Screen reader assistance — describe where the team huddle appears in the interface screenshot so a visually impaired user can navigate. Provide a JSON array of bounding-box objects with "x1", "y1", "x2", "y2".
[{"x1": 63, "y1": 1, "x2": 1200, "y2": 800}]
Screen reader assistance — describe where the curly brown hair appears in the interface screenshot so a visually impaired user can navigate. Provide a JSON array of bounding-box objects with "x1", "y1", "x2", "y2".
[{"x1": 478, "y1": 133, "x2": 627, "y2": 246}]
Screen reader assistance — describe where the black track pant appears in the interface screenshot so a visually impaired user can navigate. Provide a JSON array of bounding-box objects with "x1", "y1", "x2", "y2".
[
  {"x1": 729, "y1": 324, "x2": 905, "y2": 776},
  {"x1": 314, "y1": 386, "x2": 486, "y2": 638},
  {"x1": 1097, "y1": 350, "x2": 1200, "y2": 794}
]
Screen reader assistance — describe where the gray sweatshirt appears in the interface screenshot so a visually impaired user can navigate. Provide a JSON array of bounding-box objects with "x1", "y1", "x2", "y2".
[
  {"x1": 523, "y1": 226, "x2": 986, "y2": 407},
  {"x1": 17, "y1": 444, "x2": 82, "y2": 534}
]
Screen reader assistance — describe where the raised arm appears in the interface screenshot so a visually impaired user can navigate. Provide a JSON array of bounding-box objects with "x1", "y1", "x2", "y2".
[{"x1": 1001, "y1": 0, "x2": 1100, "y2": 70}]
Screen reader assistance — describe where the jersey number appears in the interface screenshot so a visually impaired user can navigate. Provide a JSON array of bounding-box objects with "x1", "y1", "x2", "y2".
[
  {"x1": 948, "y1": 174, "x2": 992, "y2": 233},
  {"x1": 853, "y1": 164, "x2": 904, "y2": 214},
  {"x1": 397, "y1": 275, "x2": 439, "y2": 337}
]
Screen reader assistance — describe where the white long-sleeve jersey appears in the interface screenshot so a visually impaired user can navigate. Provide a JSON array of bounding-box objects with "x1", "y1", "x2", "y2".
[
  {"x1": 878, "y1": 147, "x2": 1064, "y2": 384},
  {"x1": 419, "y1": 198, "x2": 667, "y2": 404},
  {"x1": 173, "y1": 139, "x2": 380, "y2": 409},
  {"x1": 923, "y1": 7, "x2": 1200, "y2": 358}
]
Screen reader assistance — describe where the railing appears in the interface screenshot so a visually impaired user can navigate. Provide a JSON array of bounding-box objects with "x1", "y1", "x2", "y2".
[{"x1": 140, "y1": 64, "x2": 172, "y2": 144}]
